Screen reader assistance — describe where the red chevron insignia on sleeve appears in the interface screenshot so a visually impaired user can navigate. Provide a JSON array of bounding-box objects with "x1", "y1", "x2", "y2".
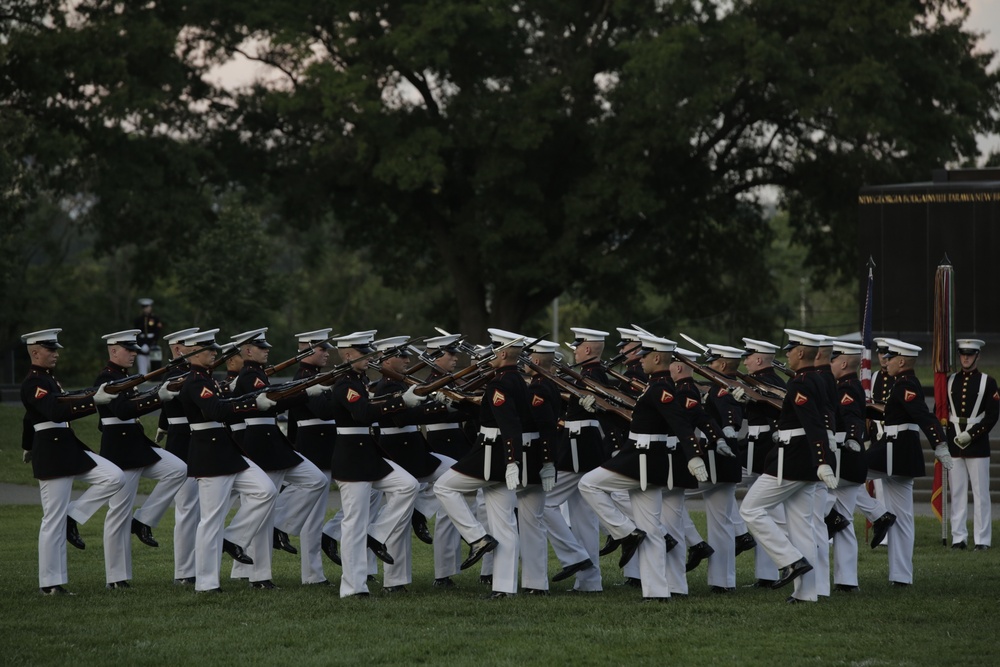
[
  {"x1": 531, "y1": 395, "x2": 544, "y2": 407},
  {"x1": 346, "y1": 388, "x2": 360, "y2": 403},
  {"x1": 685, "y1": 397, "x2": 699, "y2": 409},
  {"x1": 199, "y1": 387, "x2": 214, "y2": 399},
  {"x1": 794, "y1": 392, "x2": 808, "y2": 406},
  {"x1": 840, "y1": 394, "x2": 854, "y2": 405},
  {"x1": 492, "y1": 390, "x2": 506, "y2": 407},
  {"x1": 718, "y1": 388, "x2": 729, "y2": 397},
  {"x1": 660, "y1": 391, "x2": 673, "y2": 403},
  {"x1": 253, "y1": 378, "x2": 265, "y2": 389},
  {"x1": 34, "y1": 387, "x2": 48, "y2": 400},
  {"x1": 904, "y1": 390, "x2": 917, "y2": 402}
]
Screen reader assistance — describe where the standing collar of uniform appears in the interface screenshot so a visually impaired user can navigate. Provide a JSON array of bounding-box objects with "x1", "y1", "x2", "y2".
[
  {"x1": 300, "y1": 362, "x2": 321, "y2": 373},
  {"x1": 105, "y1": 361, "x2": 130, "y2": 374},
  {"x1": 959, "y1": 368, "x2": 980, "y2": 376},
  {"x1": 896, "y1": 369, "x2": 916, "y2": 378},
  {"x1": 649, "y1": 370, "x2": 672, "y2": 381},
  {"x1": 244, "y1": 360, "x2": 264, "y2": 370},
  {"x1": 750, "y1": 367, "x2": 776, "y2": 377},
  {"x1": 29, "y1": 364, "x2": 54, "y2": 375},
  {"x1": 191, "y1": 365, "x2": 213, "y2": 376},
  {"x1": 837, "y1": 372, "x2": 858, "y2": 382},
  {"x1": 496, "y1": 363, "x2": 520, "y2": 374},
  {"x1": 794, "y1": 365, "x2": 816, "y2": 377}
]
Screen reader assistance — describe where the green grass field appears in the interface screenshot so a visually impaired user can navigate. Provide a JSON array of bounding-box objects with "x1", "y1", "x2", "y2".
[{"x1": 2, "y1": 406, "x2": 998, "y2": 666}]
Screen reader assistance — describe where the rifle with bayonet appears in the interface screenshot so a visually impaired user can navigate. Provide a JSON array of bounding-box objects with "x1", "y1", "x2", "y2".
[
  {"x1": 673, "y1": 353, "x2": 782, "y2": 410},
  {"x1": 371, "y1": 362, "x2": 480, "y2": 406},
  {"x1": 165, "y1": 332, "x2": 263, "y2": 391},
  {"x1": 553, "y1": 359, "x2": 636, "y2": 409},
  {"x1": 412, "y1": 335, "x2": 528, "y2": 397},
  {"x1": 265, "y1": 334, "x2": 338, "y2": 376},
  {"x1": 259, "y1": 345, "x2": 389, "y2": 401},
  {"x1": 522, "y1": 356, "x2": 632, "y2": 422}
]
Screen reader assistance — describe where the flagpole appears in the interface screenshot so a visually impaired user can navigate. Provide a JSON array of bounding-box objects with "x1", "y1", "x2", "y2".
[{"x1": 932, "y1": 256, "x2": 954, "y2": 546}]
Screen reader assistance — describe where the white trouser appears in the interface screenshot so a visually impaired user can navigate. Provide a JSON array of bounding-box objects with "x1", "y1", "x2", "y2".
[
  {"x1": 829, "y1": 482, "x2": 861, "y2": 587},
  {"x1": 516, "y1": 484, "x2": 548, "y2": 590},
  {"x1": 336, "y1": 462, "x2": 418, "y2": 597},
  {"x1": 434, "y1": 492, "x2": 477, "y2": 579},
  {"x1": 173, "y1": 477, "x2": 200, "y2": 579},
  {"x1": 270, "y1": 458, "x2": 330, "y2": 584},
  {"x1": 414, "y1": 454, "x2": 456, "y2": 518},
  {"x1": 40, "y1": 453, "x2": 124, "y2": 588},
  {"x1": 740, "y1": 474, "x2": 817, "y2": 602},
  {"x1": 659, "y1": 488, "x2": 688, "y2": 595},
  {"x1": 738, "y1": 471, "x2": 780, "y2": 581},
  {"x1": 949, "y1": 457, "x2": 992, "y2": 547},
  {"x1": 136, "y1": 354, "x2": 150, "y2": 376},
  {"x1": 867, "y1": 472, "x2": 914, "y2": 583},
  {"x1": 703, "y1": 483, "x2": 738, "y2": 589},
  {"x1": 435, "y1": 469, "x2": 519, "y2": 594},
  {"x1": 854, "y1": 482, "x2": 889, "y2": 522},
  {"x1": 543, "y1": 471, "x2": 602, "y2": 591},
  {"x1": 578, "y1": 468, "x2": 669, "y2": 599},
  {"x1": 195, "y1": 459, "x2": 276, "y2": 592},
  {"x1": 104, "y1": 450, "x2": 187, "y2": 584},
  {"x1": 475, "y1": 490, "x2": 493, "y2": 576},
  {"x1": 682, "y1": 504, "x2": 704, "y2": 546},
  {"x1": 319, "y1": 476, "x2": 343, "y2": 541},
  {"x1": 812, "y1": 484, "x2": 830, "y2": 597}
]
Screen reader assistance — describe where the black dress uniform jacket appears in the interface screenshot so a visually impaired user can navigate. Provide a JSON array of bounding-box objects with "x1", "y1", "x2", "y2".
[
  {"x1": 702, "y1": 380, "x2": 744, "y2": 484},
  {"x1": 94, "y1": 361, "x2": 164, "y2": 470},
  {"x1": 743, "y1": 368, "x2": 786, "y2": 474},
  {"x1": 159, "y1": 362, "x2": 193, "y2": 462},
  {"x1": 835, "y1": 372, "x2": 869, "y2": 484},
  {"x1": 328, "y1": 369, "x2": 406, "y2": 482},
  {"x1": 867, "y1": 370, "x2": 946, "y2": 478},
  {"x1": 764, "y1": 367, "x2": 833, "y2": 482},
  {"x1": 420, "y1": 370, "x2": 476, "y2": 461},
  {"x1": 944, "y1": 369, "x2": 1000, "y2": 459},
  {"x1": 286, "y1": 362, "x2": 337, "y2": 470},
  {"x1": 178, "y1": 366, "x2": 260, "y2": 477},
  {"x1": 602, "y1": 371, "x2": 702, "y2": 487},
  {"x1": 556, "y1": 362, "x2": 615, "y2": 473},
  {"x1": 451, "y1": 365, "x2": 530, "y2": 482},
  {"x1": 232, "y1": 360, "x2": 304, "y2": 471},
  {"x1": 867, "y1": 369, "x2": 893, "y2": 445},
  {"x1": 21, "y1": 366, "x2": 99, "y2": 480},
  {"x1": 371, "y1": 375, "x2": 449, "y2": 478},
  {"x1": 523, "y1": 374, "x2": 560, "y2": 484}
]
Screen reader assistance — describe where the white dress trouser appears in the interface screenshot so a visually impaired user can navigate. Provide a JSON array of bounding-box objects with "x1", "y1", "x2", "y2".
[
  {"x1": 828, "y1": 482, "x2": 861, "y2": 587},
  {"x1": 195, "y1": 458, "x2": 276, "y2": 592},
  {"x1": 703, "y1": 483, "x2": 738, "y2": 589},
  {"x1": 434, "y1": 492, "x2": 476, "y2": 579},
  {"x1": 516, "y1": 484, "x2": 548, "y2": 590},
  {"x1": 739, "y1": 471, "x2": 780, "y2": 581},
  {"x1": 435, "y1": 469, "x2": 519, "y2": 594},
  {"x1": 950, "y1": 457, "x2": 992, "y2": 547},
  {"x1": 40, "y1": 452, "x2": 125, "y2": 588},
  {"x1": 868, "y1": 472, "x2": 914, "y2": 583},
  {"x1": 578, "y1": 468, "x2": 669, "y2": 599},
  {"x1": 336, "y1": 461, "x2": 418, "y2": 597},
  {"x1": 105, "y1": 450, "x2": 187, "y2": 584},
  {"x1": 271, "y1": 458, "x2": 330, "y2": 584},
  {"x1": 812, "y1": 484, "x2": 830, "y2": 597},
  {"x1": 740, "y1": 474, "x2": 817, "y2": 601},
  {"x1": 173, "y1": 477, "x2": 199, "y2": 579},
  {"x1": 543, "y1": 471, "x2": 602, "y2": 591}
]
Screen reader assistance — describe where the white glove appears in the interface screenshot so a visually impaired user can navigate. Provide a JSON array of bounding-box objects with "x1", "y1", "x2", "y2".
[
  {"x1": 228, "y1": 377, "x2": 240, "y2": 392},
  {"x1": 140, "y1": 344, "x2": 150, "y2": 354},
  {"x1": 22, "y1": 450, "x2": 31, "y2": 464},
  {"x1": 716, "y1": 440, "x2": 735, "y2": 458},
  {"x1": 305, "y1": 384, "x2": 327, "y2": 397},
  {"x1": 845, "y1": 439, "x2": 862, "y2": 453},
  {"x1": 157, "y1": 383, "x2": 178, "y2": 402},
  {"x1": 954, "y1": 432, "x2": 972, "y2": 447},
  {"x1": 402, "y1": 385, "x2": 422, "y2": 408},
  {"x1": 771, "y1": 431, "x2": 781, "y2": 444},
  {"x1": 722, "y1": 426, "x2": 738, "y2": 439},
  {"x1": 505, "y1": 463, "x2": 520, "y2": 490},
  {"x1": 155, "y1": 427, "x2": 167, "y2": 444},
  {"x1": 431, "y1": 391, "x2": 455, "y2": 409},
  {"x1": 732, "y1": 386, "x2": 749, "y2": 404},
  {"x1": 255, "y1": 393, "x2": 277, "y2": 411},
  {"x1": 827, "y1": 430, "x2": 839, "y2": 453},
  {"x1": 579, "y1": 394, "x2": 597, "y2": 413},
  {"x1": 540, "y1": 462, "x2": 556, "y2": 492},
  {"x1": 93, "y1": 382, "x2": 114, "y2": 405},
  {"x1": 817, "y1": 464, "x2": 838, "y2": 489},
  {"x1": 934, "y1": 444, "x2": 954, "y2": 471},
  {"x1": 687, "y1": 457, "x2": 708, "y2": 482}
]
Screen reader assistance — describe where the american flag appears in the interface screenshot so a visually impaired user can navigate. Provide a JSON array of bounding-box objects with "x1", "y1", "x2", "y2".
[{"x1": 860, "y1": 259, "x2": 874, "y2": 401}]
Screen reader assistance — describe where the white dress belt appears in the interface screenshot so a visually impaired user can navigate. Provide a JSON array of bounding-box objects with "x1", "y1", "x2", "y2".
[
  {"x1": 244, "y1": 417, "x2": 276, "y2": 426},
  {"x1": 628, "y1": 432, "x2": 677, "y2": 449},
  {"x1": 297, "y1": 418, "x2": 336, "y2": 427},
  {"x1": 167, "y1": 417, "x2": 189, "y2": 425},
  {"x1": 566, "y1": 419, "x2": 601, "y2": 435},
  {"x1": 380, "y1": 425, "x2": 418, "y2": 436},
  {"x1": 748, "y1": 425, "x2": 772, "y2": 437},
  {"x1": 338, "y1": 426, "x2": 370, "y2": 435},
  {"x1": 884, "y1": 423, "x2": 919, "y2": 437},
  {"x1": 776, "y1": 428, "x2": 806, "y2": 444},
  {"x1": 229, "y1": 423, "x2": 246, "y2": 431},
  {"x1": 190, "y1": 421, "x2": 225, "y2": 431},
  {"x1": 426, "y1": 422, "x2": 461, "y2": 432},
  {"x1": 100, "y1": 417, "x2": 136, "y2": 425},
  {"x1": 522, "y1": 432, "x2": 540, "y2": 445},
  {"x1": 34, "y1": 421, "x2": 69, "y2": 432},
  {"x1": 480, "y1": 426, "x2": 500, "y2": 441}
]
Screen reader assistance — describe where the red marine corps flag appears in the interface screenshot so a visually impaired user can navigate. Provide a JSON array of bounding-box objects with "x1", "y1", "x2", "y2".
[{"x1": 931, "y1": 256, "x2": 954, "y2": 544}]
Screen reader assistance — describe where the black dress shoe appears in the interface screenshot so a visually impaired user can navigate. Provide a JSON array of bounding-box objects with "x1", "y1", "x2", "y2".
[
  {"x1": 66, "y1": 517, "x2": 85, "y2": 550},
  {"x1": 249, "y1": 579, "x2": 279, "y2": 590},
  {"x1": 382, "y1": 585, "x2": 408, "y2": 594},
  {"x1": 870, "y1": 512, "x2": 897, "y2": 549},
  {"x1": 664, "y1": 533, "x2": 679, "y2": 553},
  {"x1": 484, "y1": 591, "x2": 510, "y2": 600},
  {"x1": 833, "y1": 584, "x2": 859, "y2": 593},
  {"x1": 273, "y1": 528, "x2": 298, "y2": 554},
  {"x1": 552, "y1": 558, "x2": 594, "y2": 582},
  {"x1": 824, "y1": 510, "x2": 850, "y2": 539},
  {"x1": 173, "y1": 577, "x2": 196, "y2": 586},
  {"x1": 411, "y1": 510, "x2": 433, "y2": 545},
  {"x1": 131, "y1": 518, "x2": 159, "y2": 548},
  {"x1": 618, "y1": 577, "x2": 642, "y2": 588},
  {"x1": 749, "y1": 579, "x2": 776, "y2": 588},
  {"x1": 771, "y1": 558, "x2": 813, "y2": 589},
  {"x1": 951, "y1": 540, "x2": 968, "y2": 550},
  {"x1": 196, "y1": 587, "x2": 223, "y2": 594},
  {"x1": 366, "y1": 535, "x2": 395, "y2": 565},
  {"x1": 522, "y1": 588, "x2": 550, "y2": 596},
  {"x1": 785, "y1": 596, "x2": 803, "y2": 604},
  {"x1": 349, "y1": 592, "x2": 370, "y2": 598},
  {"x1": 685, "y1": 541, "x2": 715, "y2": 572},
  {"x1": 40, "y1": 585, "x2": 74, "y2": 596},
  {"x1": 974, "y1": 544, "x2": 991, "y2": 551},
  {"x1": 303, "y1": 580, "x2": 334, "y2": 587},
  {"x1": 367, "y1": 575, "x2": 378, "y2": 584},
  {"x1": 433, "y1": 577, "x2": 456, "y2": 588},
  {"x1": 321, "y1": 534, "x2": 342, "y2": 566},
  {"x1": 618, "y1": 529, "x2": 647, "y2": 568},
  {"x1": 890, "y1": 581, "x2": 911, "y2": 587},
  {"x1": 735, "y1": 532, "x2": 756, "y2": 555},
  {"x1": 461, "y1": 534, "x2": 499, "y2": 570},
  {"x1": 222, "y1": 539, "x2": 254, "y2": 565},
  {"x1": 710, "y1": 586, "x2": 735, "y2": 594},
  {"x1": 479, "y1": 575, "x2": 493, "y2": 586},
  {"x1": 106, "y1": 581, "x2": 131, "y2": 590},
  {"x1": 599, "y1": 534, "x2": 620, "y2": 557},
  {"x1": 642, "y1": 597, "x2": 669, "y2": 603}
]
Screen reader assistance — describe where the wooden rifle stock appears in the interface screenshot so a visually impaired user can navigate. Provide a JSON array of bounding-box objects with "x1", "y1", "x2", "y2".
[
  {"x1": 265, "y1": 335, "x2": 338, "y2": 376},
  {"x1": 58, "y1": 345, "x2": 209, "y2": 401},
  {"x1": 522, "y1": 357, "x2": 632, "y2": 422},
  {"x1": 554, "y1": 360, "x2": 636, "y2": 409},
  {"x1": 606, "y1": 367, "x2": 647, "y2": 394},
  {"x1": 374, "y1": 363, "x2": 477, "y2": 405},
  {"x1": 674, "y1": 355, "x2": 782, "y2": 410},
  {"x1": 735, "y1": 370, "x2": 787, "y2": 400}
]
